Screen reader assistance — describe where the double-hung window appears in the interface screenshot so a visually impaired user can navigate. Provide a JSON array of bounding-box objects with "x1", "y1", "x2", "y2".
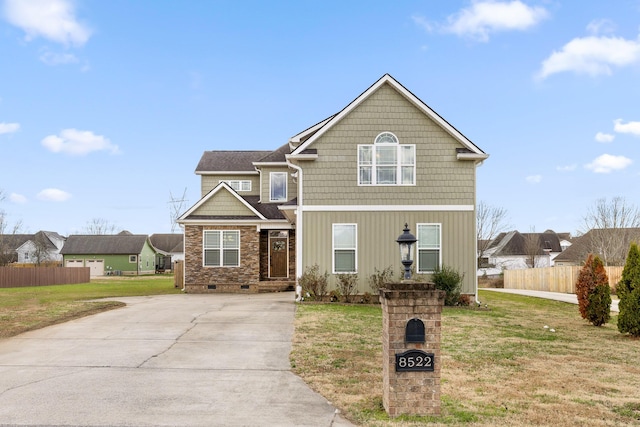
[
  {"x1": 358, "y1": 132, "x2": 415, "y2": 185},
  {"x1": 270, "y1": 172, "x2": 287, "y2": 202},
  {"x1": 333, "y1": 224, "x2": 357, "y2": 273},
  {"x1": 203, "y1": 230, "x2": 240, "y2": 267},
  {"x1": 417, "y1": 223, "x2": 441, "y2": 273}
]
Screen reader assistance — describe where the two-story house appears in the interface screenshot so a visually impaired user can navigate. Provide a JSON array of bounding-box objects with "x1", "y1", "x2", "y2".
[{"x1": 178, "y1": 74, "x2": 488, "y2": 297}]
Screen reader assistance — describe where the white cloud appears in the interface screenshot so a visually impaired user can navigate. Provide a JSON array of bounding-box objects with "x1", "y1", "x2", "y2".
[
  {"x1": 438, "y1": 1, "x2": 549, "y2": 42},
  {"x1": 0, "y1": 122, "x2": 20, "y2": 134},
  {"x1": 537, "y1": 36, "x2": 640, "y2": 79},
  {"x1": 37, "y1": 188, "x2": 71, "y2": 202},
  {"x1": 556, "y1": 164, "x2": 577, "y2": 172},
  {"x1": 2, "y1": 0, "x2": 91, "y2": 47},
  {"x1": 39, "y1": 50, "x2": 78, "y2": 66},
  {"x1": 586, "y1": 19, "x2": 616, "y2": 36},
  {"x1": 526, "y1": 174, "x2": 542, "y2": 183},
  {"x1": 614, "y1": 119, "x2": 640, "y2": 136},
  {"x1": 9, "y1": 193, "x2": 27, "y2": 204},
  {"x1": 595, "y1": 132, "x2": 615, "y2": 143},
  {"x1": 41, "y1": 128, "x2": 120, "y2": 156},
  {"x1": 585, "y1": 154, "x2": 632, "y2": 173}
]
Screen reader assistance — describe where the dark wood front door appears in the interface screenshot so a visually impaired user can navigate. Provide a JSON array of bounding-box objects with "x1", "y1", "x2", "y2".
[{"x1": 270, "y1": 237, "x2": 288, "y2": 278}]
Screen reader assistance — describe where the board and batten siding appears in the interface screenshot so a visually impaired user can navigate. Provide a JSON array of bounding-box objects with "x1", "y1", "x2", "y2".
[
  {"x1": 201, "y1": 174, "x2": 260, "y2": 197},
  {"x1": 301, "y1": 210, "x2": 476, "y2": 295},
  {"x1": 300, "y1": 83, "x2": 476, "y2": 207}
]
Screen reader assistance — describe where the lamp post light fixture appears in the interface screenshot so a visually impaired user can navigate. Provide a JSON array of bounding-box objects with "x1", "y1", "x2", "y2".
[{"x1": 396, "y1": 223, "x2": 417, "y2": 280}]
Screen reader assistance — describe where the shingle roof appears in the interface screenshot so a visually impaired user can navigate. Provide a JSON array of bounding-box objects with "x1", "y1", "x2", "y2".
[
  {"x1": 0, "y1": 231, "x2": 62, "y2": 251},
  {"x1": 61, "y1": 235, "x2": 150, "y2": 255},
  {"x1": 255, "y1": 143, "x2": 290, "y2": 163},
  {"x1": 553, "y1": 228, "x2": 640, "y2": 264},
  {"x1": 149, "y1": 234, "x2": 184, "y2": 254},
  {"x1": 196, "y1": 150, "x2": 271, "y2": 173},
  {"x1": 489, "y1": 230, "x2": 563, "y2": 256}
]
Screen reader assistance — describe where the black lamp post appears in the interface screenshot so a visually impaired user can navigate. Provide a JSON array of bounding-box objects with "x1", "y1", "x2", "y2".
[{"x1": 396, "y1": 223, "x2": 417, "y2": 280}]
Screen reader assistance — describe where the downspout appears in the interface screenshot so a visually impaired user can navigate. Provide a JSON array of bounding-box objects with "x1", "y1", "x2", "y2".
[
  {"x1": 474, "y1": 159, "x2": 486, "y2": 306},
  {"x1": 287, "y1": 160, "x2": 304, "y2": 302}
]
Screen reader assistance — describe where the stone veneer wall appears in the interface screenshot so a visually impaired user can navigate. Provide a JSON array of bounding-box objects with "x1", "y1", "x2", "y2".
[
  {"x1": 379, "y1": 282, "x2": 445, "y2": 417},
  {"x1": 183, "y1": 225, "x2": 260, "y2": 293}
]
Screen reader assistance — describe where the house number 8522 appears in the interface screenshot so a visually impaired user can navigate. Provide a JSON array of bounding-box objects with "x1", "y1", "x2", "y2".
[{"x1": 395, "y1": 350, "x2": 435, "y2": 372}]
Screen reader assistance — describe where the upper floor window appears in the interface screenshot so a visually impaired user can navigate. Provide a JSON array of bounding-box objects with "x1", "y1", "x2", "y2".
[
  {"x1": 220, "y1": 180, "x2": 251, "y2": 192},
  {"x1": 270, "y1": 172, "x2": 287, "y2": 202},
  {"x1": 358, "y1": 132, "x2": 415, "y2": 185}
]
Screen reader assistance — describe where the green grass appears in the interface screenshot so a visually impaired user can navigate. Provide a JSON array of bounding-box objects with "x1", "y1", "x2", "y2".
[
  {"x1": 0, "y1": 275, "x2": 181, "y2": 338},
  {"x1": 291, "y1": 290, "x2": 640, "y2": 426}
]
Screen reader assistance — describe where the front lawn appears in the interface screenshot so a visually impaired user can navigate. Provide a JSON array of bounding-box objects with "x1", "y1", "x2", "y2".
[{"x1": 291, "y1": 290, "x2": 640, "y2": 426}]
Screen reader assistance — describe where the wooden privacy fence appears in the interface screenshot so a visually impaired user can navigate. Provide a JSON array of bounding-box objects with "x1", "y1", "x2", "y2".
[
  {"x1": 504, "y1": 266, "x2": 624, "y2": 294},
  {"x1": 0, "y1": 267, "x2": 90, "y2": 288},
  {"x1": 173, "y1": 260, "x2": 184, "y2": 289}
]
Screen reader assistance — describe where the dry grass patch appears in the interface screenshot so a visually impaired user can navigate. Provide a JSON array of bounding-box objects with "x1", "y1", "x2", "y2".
[
  {"x1": 291, "y1": 291, "x2": 640, "y2": 426},
  {"x1": 0, "y1": 275, "x2": 179, "y2": 338}
]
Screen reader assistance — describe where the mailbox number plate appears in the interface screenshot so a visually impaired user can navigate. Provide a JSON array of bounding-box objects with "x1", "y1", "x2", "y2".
[{"x1": 395, "y1": 350, "x2": 434, "y2": 372}]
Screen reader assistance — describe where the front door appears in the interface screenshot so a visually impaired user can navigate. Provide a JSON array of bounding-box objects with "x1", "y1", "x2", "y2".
[{"x1": 269, "y1": 232, "x2": 288, "y2": 278}]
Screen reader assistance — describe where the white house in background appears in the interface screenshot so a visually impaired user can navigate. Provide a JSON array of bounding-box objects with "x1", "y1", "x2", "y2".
[
  {"x1": 478, "y1": 230, "x2": 571, "y2": 276},
  {"x1": 15, "y1": 231, "x2": 66, "y2": 264}
]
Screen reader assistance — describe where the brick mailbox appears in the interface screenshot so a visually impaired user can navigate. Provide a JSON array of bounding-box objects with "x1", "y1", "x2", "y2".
[{"x1": 379, "y1": 281, "x2": 445, "y2": 417}]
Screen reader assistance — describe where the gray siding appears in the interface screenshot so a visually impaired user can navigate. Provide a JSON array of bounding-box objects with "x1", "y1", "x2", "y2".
[
  {"x1": 192, "y1": 190, "x2": 255, "y2": 217},
  {"x1": 301, "y1": 83, "x2": 476, "y2": 206},
  {"x1": 201, "y1": 174, "x2": 260, "y2": 197},
  {"x1": 301, "y1": 210, "x2": 476, "y2": 295}
]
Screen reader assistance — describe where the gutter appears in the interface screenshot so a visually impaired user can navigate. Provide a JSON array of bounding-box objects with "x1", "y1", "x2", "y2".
[{"x1": 286, "y1": 158, "x2": 304, "y2": 302}]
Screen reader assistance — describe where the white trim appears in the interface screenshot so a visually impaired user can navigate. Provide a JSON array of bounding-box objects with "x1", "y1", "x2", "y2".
[
  {"x1": 302, "y1": 205, "x2": 474, "y2": 212},
  {"x1": 203, "y1": 229, "x2": 241, "y2": 268},
  {"x1": 291, "y1": 74, "x2": 487, "y2": 158},
  {"x1": 357, "y1": 142, "x2": 416, "y2": 186},
  {"x1": 177, "y1": 182, "x2": 267, "y2": 222},
  {"x1": 197, "y1": 171, "x2": 259, "y2": 175},
  {"x1": 416, "y1": 223, "x2": 442, "y2": 274},
  {"x1": 332, "y1": 223, "x2": 357, "y2": 274},
  {"x1": 269, "y1": 171, "x2": 288, "y2": 202},
  {"x1": 289, "y1": 115, "x2": 335, "y2": 145}
]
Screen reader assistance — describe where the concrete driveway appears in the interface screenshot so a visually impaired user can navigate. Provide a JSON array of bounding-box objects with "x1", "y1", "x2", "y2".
[{"x1": 0, "y1": 293, "x2": 353, "y2": 426}]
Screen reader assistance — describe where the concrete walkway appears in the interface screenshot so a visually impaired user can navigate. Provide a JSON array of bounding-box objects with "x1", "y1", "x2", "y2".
[
  {"x1": 0, "y1": 293, "x2": 354, "y2": 427},
  {"x1": 481, "y1": 288, "x2": 620, "y2": 312}
]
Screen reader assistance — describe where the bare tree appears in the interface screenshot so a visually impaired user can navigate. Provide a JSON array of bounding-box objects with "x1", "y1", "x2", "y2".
[
  {"x1": 0, "y1": 190, "x2": 23, "y2": 266},
  {"x1": 523, "y1": 228, "x2": 542, "y2": 268},
  {"x1": 476, "y1": 201, "x2": 510, "y2": 268},
  {"x1": 581, "y1": 197, "x2": 640, "y2": 266},
  {"x1": 83, "y1": 218, "x2": 117, "y2": 235}
]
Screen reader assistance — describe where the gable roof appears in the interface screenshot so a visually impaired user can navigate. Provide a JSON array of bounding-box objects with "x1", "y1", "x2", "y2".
[
  {"x1": 488, "y1": 230, "x2": 564, "y2": 257},
  {"x1": 1, "y1": 231, "x2": 63, "y2": 252},
  {"x1": 553, "y1": 228, "x2": 640, "y2": 265},
  {"x1": 179, "y1": 182, "x2": 267, "y2": 221},
  {"x1": 149, "y1": 234, "x2": 184, "y2": 254},
  {"x1": 61, "y1": 234, "x2": 150, "y2": 255},
  {"x1": 290, "y1": 73, "x2": 488, "y2": 160}
]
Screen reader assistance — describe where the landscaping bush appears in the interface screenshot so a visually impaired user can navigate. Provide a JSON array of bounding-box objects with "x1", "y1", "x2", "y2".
[
  {"x1": 336, "y1": 273, "x2": 358, "y2": 303},
  {"x1": 299, "y1": 264, "x2": 329, "y2": 300},
  {"x1": 368, "y1": 266, "x2": 394, "y2": 294},
  {"x1": 431, "y1": 265, "x2": 464, "y2": 306},
  {"x1": 575, "y1": 254, "x2": 611, "y2": 326},
  {"x1": 617, "y1": 243, "x2": 640, "y2": 336}
]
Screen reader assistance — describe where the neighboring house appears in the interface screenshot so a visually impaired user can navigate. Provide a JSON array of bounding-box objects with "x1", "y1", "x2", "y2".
[
  {"x1": 479, "y1": 230, "x2": 569, "y2": 275},
  {"x1": 0, "y1": 231, "x2": 66, "y2": 265},
  {"x1": 554, "y1": 228, "x2": 640, "y2": 266},
  {"x1": 178, "y1": 74, "x2": 488, "y2": 296},
  {"x1": 60, "y1": 232, "x2": 157, "y2": 276},
  {"x1": 149, "y1": 233, "x2": 184, "y2": 272}
]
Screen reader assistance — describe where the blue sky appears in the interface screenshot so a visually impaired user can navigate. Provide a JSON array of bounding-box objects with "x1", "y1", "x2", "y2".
[{"x1": 1, "y1": 0, "x2": 640, "y2": 237}]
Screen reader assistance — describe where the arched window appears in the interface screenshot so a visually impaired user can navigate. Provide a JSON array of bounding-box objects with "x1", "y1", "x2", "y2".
[{"x1": 358, "y1": 132, "x2": 415, "y2": 185}]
